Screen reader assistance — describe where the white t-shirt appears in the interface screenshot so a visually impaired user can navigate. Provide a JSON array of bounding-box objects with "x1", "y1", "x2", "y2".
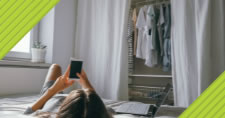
[
  {"x1": 145, "y1": 5, "x2": 158, "y2": 67},
  {"x1": 136, "y1": 5, "x2": 158, "y2": 67},
  {"x1": 136, "y1": 6, "x2": 148, "y2": 59}
]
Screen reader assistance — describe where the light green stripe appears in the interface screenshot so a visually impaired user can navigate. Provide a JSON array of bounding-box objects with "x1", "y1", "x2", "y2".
[
  {"x1": 189, "y1": 78, "x2": 225, "y2": 117},
  {"x1": 208, "y1": 94, "x2": 225, "y2": 117},
  {"x1": 0, "y1": 0, "x2": 48, "y2": 48},
  {"x1": 0, "y1": 0, "x2": 25, "y2": 24},
  {"x1": 2, "y1": 0, "x2": 59, "y2": 56},
  {"x1": 0, "y1": 0, "x2": 17, "y2": 18},
  {"x1": 0, "y1": 0, "x2": 60, "y2": 59},
  {"x1": 1, "y1": 0, "x2": 51, "y2": 49},
  {"x1": 215, "y1": 106, "x2": 225, "y2": 118},
  {"x1": 0, "y1": 0, "x2": 38, "y2": 36},
  {"x1": 0, "y1": 0, "x2": 8, "y2": 9},
  {"x1": 0, "y1": 0, "x2": 34, "y2": 43},
  {"x1": 179, "y1": 72, "x2": 225, "y2": 117},
  {"x1": 199, "y1": 85, "x2": 225, "y2": 117},
  {"x1": 179, "y1": 72, "x2": 225, "y2": 118},
  {"x1": 0, "y1": 0, "x2": 16, "y2": 16},
  {"x1": 0, "y1": 1, "x2": 32, "y2": 29}
]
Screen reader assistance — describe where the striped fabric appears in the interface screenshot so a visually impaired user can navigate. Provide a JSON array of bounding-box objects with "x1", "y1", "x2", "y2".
[
  {"x1": 127, "y1": 9, "x2": 134, "y2": 74},
  {"x1": 0, "y1": 0, "x2": 60, "y2": 59}
]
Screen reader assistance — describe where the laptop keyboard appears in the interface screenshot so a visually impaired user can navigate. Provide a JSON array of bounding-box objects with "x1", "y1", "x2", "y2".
[
  {"x1": 116, "y1": 103, "x2": 151, "y2": 115},
  {"x1": 116, "y1": 84, "x2": 171, "y2": 116}
]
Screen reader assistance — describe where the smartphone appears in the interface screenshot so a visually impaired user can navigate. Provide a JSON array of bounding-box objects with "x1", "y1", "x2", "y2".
[{"x1": 69, "y1": 58, "x2": 83, "y2": 79}]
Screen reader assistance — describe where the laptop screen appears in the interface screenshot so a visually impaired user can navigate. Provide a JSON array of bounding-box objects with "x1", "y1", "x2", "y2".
[
  {"x1": 152, "y1": 83, "x2": 172, "y2": 117},
  {"x1": 156, "y1": 83, "x2": 172, "y2": 107}
]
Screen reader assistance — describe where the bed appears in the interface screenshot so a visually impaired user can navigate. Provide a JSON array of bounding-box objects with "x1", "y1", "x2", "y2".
[{"x1": 0, "y1": 94, "x2": 185, "y2": 118}]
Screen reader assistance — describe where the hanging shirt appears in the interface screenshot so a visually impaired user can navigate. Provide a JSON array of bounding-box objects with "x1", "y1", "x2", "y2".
[
  {"x1": 159, "y1": 5, "x2": 165, "y2": 25},
  {"x1": 136, "y1": 6, "x2": 148, "y2": 59},
  {"x1": 148, "y1": 5, "x2": 160, "y2": 53},
  {"x1": 163, "y1": 38, "x2": 171, "y2": 71},
  {"x1": 163, "y1": 4, "x2": 171, "y2": 72},
  {"x1": 145, "y1": 35, "x2": 158, "y2": 67},
  {"x1": 145, "y1": 5, "x2": 158, "y2": 67},
  {"x1": 164, "y1": 4, "x2": 171, "y2": 39},
  {"x1": 158, "y1": 5, "x2": 165, "y2": 57}
]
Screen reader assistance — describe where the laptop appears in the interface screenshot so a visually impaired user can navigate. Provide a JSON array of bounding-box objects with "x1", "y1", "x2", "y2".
[{"x1": 116, "y1": 83, "x2": 172, "y2": 117}]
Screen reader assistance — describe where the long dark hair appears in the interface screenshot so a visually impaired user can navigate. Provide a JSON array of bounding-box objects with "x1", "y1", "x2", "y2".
[
  {"x1": 36, "y1": 89, "x2": 112, "y2": 118},
  {"x1": 57, "y1": 89, "x2": 112, "y2": 118}
]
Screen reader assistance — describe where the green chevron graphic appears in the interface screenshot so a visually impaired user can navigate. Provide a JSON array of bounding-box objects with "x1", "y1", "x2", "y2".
[
  {"x1": 180, "y1": 71, "x2": 225, "y2": 118},
  {"x1": 0, "y1": 0, "x2": 60, "y2": 59}
]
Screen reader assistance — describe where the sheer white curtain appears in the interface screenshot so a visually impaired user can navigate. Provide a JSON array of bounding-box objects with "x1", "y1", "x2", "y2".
[
  {"x1": 74, "y1": 0, "x2": 130, "y2": 100},
  {"x1": 171, "y1": 0, "x2": 225, "y2": 107}
]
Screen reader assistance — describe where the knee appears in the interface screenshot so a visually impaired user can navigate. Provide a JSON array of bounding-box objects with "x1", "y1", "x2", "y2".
[{"x1": 50, "y1": 64, "x2": 62, "y2": 73}]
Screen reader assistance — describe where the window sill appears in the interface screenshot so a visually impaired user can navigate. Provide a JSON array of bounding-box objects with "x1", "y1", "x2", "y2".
[{"x1": 0, "y1": 60, "x2": 51, "y2": 69}]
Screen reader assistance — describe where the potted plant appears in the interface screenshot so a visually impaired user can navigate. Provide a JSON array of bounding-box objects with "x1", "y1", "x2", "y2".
[{"x1": 31, "y1": 41, "x2": 46, "y2": 63}]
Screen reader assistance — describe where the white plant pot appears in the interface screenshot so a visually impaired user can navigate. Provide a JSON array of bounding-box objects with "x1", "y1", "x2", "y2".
[{"x1": 31, "y1": 48, "x2": 46, "y2": 63}]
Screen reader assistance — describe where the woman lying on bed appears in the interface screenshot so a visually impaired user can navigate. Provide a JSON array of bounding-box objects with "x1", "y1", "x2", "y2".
[{"x1": 24, "y1": 64, "x2": 113, "y2": 118}]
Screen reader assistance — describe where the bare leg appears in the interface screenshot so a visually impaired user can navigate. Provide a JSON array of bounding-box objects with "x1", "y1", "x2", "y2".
[
  {"x1": 44, "y1": 64, "x2": 62, "y2": 83},
  {"x1": 40, "y1": 64, "x2": 62, "y2": 95}
]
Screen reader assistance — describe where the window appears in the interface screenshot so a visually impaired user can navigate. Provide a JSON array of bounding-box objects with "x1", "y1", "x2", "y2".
[
  {"x1": 11, "y1": 32, "x2": 31, "y2": 53},
  {"x1": 5, "y1": 32, "x2": 32, "y2": 59},
  {"x1": 5, "y1": 25, "x2": 39, "y2": 60}
]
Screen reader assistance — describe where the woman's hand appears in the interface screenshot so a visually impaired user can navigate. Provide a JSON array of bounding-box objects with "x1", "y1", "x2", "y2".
[
  {"x1": 77, "y1": 70, "x2": 95, "y2": 91},
  {"x1": 49, "y1": 66, "x2": 75, "y2": 94}
]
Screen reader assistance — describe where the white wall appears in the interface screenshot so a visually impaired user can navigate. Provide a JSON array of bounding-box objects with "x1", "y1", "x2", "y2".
[
  {"x1": 0, "y1": 67, "x2": 48, "y2": 96},
  {"x1": 39, "y1": 0, "x2": 78, "y2": 92},
  {"x1": 40, "y1": 0, "x2": 77, "y2": 72},
  {"x1": 0, "y1": 0, "x2": 78, "y2": 96},
  {"x1": 53, "y1": 0, "x2": 78, "y2": 92},
  {"x1": 39, "y1": 9, "x2": 55, "y2": 64},
  {"x1": 52, "y1": 0, "x2": 77, "y2": 72}
]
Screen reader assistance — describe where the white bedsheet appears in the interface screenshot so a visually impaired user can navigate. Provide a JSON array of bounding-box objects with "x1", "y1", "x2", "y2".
[
  {"x1": 0, "y1": 94, "x2": 185, "y2": 118},
  {"x1": 0, "y1": 94, "x2": 38, "y2": 118}
]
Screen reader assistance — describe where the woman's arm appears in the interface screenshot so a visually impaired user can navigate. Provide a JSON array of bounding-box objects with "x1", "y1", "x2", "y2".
[
  {"x1": 77, "y1": 70, "x2": 95, "y2": 91},
  {"x1": 31, "y1": 88, "x2": 56, "y2": 111},
  {"x1": 31, "y1": 66, "x2": 75, "y2": 111}
]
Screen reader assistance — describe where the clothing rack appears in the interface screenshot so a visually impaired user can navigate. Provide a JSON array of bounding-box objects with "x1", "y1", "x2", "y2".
[{"x1": 127, "y1": 0, "x2": 173, "y2": 105}]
